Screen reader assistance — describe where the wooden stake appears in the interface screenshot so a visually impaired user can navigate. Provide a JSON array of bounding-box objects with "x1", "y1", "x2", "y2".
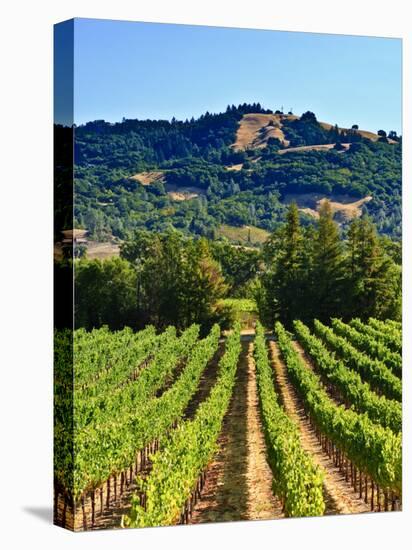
[
  {"x1": 91, "y1": 491, "x2": 95, "y2": 526},
  {"x1": 81, "y1": 496, "x2": 87, "y2": 530},
  {"x1": 106, "y1": 478, "x2": 110, "y2": 507},
  {"x1": 54, "y1": 491, "x2": 58, "y2": 524},
  {"x1": 62, "y1": 499, "x2": 67, "y2": 528},
  {"x1": 360, "y1": 472, "x2": 363, "y2": 499}
]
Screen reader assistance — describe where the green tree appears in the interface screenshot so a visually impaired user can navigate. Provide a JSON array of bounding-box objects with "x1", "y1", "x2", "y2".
[
  {"x1": 74, "y1": 257, "x2": 138, "y2": 330},
  {"x1": 310, "y1": 200, "x2": 345, "y2": 322},
  {"x1": 260, "y1": 203, "x2": 309, "y2": 327},
  {"x1": 346, "y1": 217, "x2": 400, "y2": 320},
  {"x1": 210, "y1": 241, "x2": 260, "y2": 297},
  {"x1": 121, "y1": 232, "x2": 228, "y2": 331}
]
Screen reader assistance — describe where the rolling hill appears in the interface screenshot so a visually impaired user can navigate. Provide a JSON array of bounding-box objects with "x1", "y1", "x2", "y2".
[{"x1": 72, "y1": 103, "x2": 401, "y2": 244}]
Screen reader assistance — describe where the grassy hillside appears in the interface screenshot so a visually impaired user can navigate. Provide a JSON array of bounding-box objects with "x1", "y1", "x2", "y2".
[
  {"x1": 71, "y1": 104, "x2": 401, "y2": 242},
  {"x1": 217, "y1": 224, "x2": 270, "y2": 245}
]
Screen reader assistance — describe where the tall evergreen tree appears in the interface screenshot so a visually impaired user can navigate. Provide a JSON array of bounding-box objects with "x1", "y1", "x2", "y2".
[
  {"x1": 260, "y1": 203, "x2": 309, "y2": 327},
  {"x1": 310, "y1": 200, "x2": 345, "y2": 322},
  {"x1": 346, "y1": 217, "x2": 400, "y2": 320}
]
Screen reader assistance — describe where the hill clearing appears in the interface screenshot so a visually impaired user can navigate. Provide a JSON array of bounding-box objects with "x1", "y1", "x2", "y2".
[
  {"x1": 232, "y1": 113, "x2": 293, "y2": 150},
  {"x1": 217, "y1": 224, "x2": 270, "y2": 245},
  {"x1": 284, "y1": 192, "x2": 372, "y2": 222}
]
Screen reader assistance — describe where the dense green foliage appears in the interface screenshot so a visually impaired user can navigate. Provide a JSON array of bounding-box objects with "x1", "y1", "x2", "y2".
[
  {"x1": 294, "y1": 321, "x2": 401, "y2": 432},
  {"x1": 55, "y1": 324, "x2": 220, "y2": 500},
  {"x1": 124, "y1": 324, "x2": 241, "y2": 527},
  {"x1": 254, "y1": 322, "x2": 325, "y2": 516},
  {"x1": 74, "y1": 325, "x2": 157, "y2": 394},
  {"x1": 275, "y1": 322, "x2": 402, "y2": 494},
  {"x1": 71, "y1": 104, "x2": 401, "y2": 241},
  {"x1": 367, "y1": 318, "x2": 402, "y2": 353},
  {"x1": 74, "y1": 257, "x2": 138, "y2": 330},
  {"x1": 314, "y1": 320, "x2": 401, "y2": 401},
  {"x1": 258, "y1": 204, "x2": 401, "y2": 327},
  {"x1": 75, "y1": 232, "x2": 231, "y2": 332},
  {"x1": 72, "y1": 204, "x2": 401, "y2": 333},
  {"x1": 331, "y1": 318, "x2": 401, "y2": 377}
]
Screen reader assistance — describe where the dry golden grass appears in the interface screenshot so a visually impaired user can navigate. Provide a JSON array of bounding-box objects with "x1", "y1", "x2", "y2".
[
  {"x1": 217, "y1": 224, "x2": 270, "y2": 245},
  {"x1": 285, "y1": 192, "x2": 372, "y2": 222},
  {"x1": 225, "y1": 163, "x2": 244, "y2": 171},
  {"x1": 129, "y1": 171, "x2": 165, "y2": 185},
  {"x1": 233, "y1": 114, "x2": 396, "y2": 153},
  {"x1": 86, "y1": 241, "x2": 121, "y2": 259},
  {"x1": 319, "y1": 122, "x2": 396, "y2": 144},
  {"x1": 232, "y1": 114, "x2": 293, "y2": 150},
  {"x1": 279, "y1": 143, "x2": 350, "y2": 155},
  {"x1": 165, "y1": 184, "x2": 205, "y2": 201}
]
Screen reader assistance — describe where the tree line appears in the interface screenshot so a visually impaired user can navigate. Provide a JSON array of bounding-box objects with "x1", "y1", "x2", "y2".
[
  {"x1": 257, "y1": 202, "x2": 401, "y2": 328},
  {"x1": 72, "y1": 202, "x2": 400, "y2": 333}
]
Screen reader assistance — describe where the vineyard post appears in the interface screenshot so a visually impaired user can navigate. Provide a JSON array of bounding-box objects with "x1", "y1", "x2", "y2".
[
  {"x1": 106, "y1": 478, "x2": 110, "y2": 507},
  {"x1": 359, "y1": 472, "x2": 363, "y2": 499},
  {"x1": 54, "y1": 490, "x2": 58, "y2": 524},
  {"x1": 81, "y1": 496, "x2": 87, "y2": 530},
  {"x1": 62, "y1": 498, "x2": 67, "y2": 528},
  {"x1": 91, "y1": 490, "x2": 96, "y2": 526}
]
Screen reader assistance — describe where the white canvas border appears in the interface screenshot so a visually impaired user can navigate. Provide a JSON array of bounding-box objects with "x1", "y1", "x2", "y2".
[{"x1": 0, "y1": 1, "x2": 409, "y2": 548}]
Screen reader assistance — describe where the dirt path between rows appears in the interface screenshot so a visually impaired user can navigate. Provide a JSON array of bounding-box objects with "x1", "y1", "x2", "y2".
[
  {"x1": 292, "y1": 340, "x2": 347, "y2": 408},
  {"x1": 184, "y1": 341, "x2": 226, "y2": 421},
  {"x1": 245, "y1": 342, "x2": 284, "y2": 520},
  {"x1": 190, "y1": 341, "x2": 283, "y2": 524},
  {"x1": 268, "y1": 341, "x2": 370, "y2": 516}
]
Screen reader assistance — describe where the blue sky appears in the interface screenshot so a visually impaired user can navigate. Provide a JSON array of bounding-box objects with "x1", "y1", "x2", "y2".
[{"x1": 65, "y1": 18, "x2": 401, "y2": 133}]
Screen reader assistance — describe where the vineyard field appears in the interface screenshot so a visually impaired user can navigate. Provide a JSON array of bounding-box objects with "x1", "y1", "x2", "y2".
[{"x1": 54, "y1": 318, "x2": 402, "y2": 530}]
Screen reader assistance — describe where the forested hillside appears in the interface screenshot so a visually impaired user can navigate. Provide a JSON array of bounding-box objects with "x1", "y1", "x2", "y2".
[{"x1": 71, "y1": 104, "x2": 401, "y2": 242}]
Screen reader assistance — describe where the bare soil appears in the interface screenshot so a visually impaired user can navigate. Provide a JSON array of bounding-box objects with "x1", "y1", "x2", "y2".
[
  {"x1": 189, "y1": 340, "x2": 283, "y2": 524},
  {"x1": 268, "y1": 341, "x2": 370, "y2": 516}
]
